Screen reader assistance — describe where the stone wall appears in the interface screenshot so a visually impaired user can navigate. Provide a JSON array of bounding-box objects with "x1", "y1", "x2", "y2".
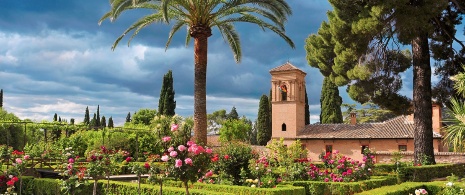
[{"x1": 375, "y1": 152, "x2": 465, "y2": 164}]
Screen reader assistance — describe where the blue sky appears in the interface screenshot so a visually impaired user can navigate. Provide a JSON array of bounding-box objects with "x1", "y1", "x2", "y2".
[{"x1": 0, "y1": 1, "x2": 418, "y2": 125}]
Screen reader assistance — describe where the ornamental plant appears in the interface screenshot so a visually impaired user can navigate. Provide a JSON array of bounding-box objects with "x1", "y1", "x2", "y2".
[
  {"x1": 129, "y1": 161, "x2": 150, "y2": 195},
  {"x1": 6, "y1": 150, "x2": 29, "y2": 195},
  {"x1": 85, "y1": 146, "x2": 115, "y2": 195},
  {"x1": 55, "y1": 147, "x2": 86, "y2": 195}
]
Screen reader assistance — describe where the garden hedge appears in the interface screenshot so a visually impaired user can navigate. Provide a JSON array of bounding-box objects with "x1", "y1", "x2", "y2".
[
  {"x1": 355, "y1": 181, "x2": 465, "y2": 195},
  {"x1": 287, "y1": 176, "x2": 397, "y2": 195},
  {"x1": 397, "y1": 163, "x2": 465, "y2": 182}
]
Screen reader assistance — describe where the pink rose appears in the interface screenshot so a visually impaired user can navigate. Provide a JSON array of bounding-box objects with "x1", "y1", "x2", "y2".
[
  {"x1": 205, "y1": 170, "x2": 213, "y2": 177},
  {"x1": 144, "y1": 162, "x2": 150, "y2": 169},
  {"x1": 170, "y1": 151, "x2": 178, "y2": 157},
  {"x1": 68, "y1": 158, "x2": 75, "y2": 163},
  {"x1": 205, "y1": 148, "x2": 212, "y2": 154},
  {"x1": 187, "y1": 141, "x2": 195, "y2": 146},
  {"x1": 15, "y1": 158, "x2": 22, "y2": 164},
  {"x1": 168, "y1": 146, "x2": 174, "y2": 152},
  {"x1": 171, "y1": 124, "x2": 179, "y2": 132},
  {"x1": 161, "y1": 155, "x2": 169, "y2": 162},
  {"x1": 125, "y1": 157, "x2": 132, "y2": 162},
  {"x1": 177, "y1": 145, "x2": 186, "y2": 152},
  {"x1": 175, "y1": 159, "x2": 182, "y2": 168},
  {"x1": 162, "y1": 136, "x2": 171, "y2": 142},
  {"x1": 23, "y1": 155, "x2": 30, "y2": 160},
  {"x1": 184, "y1": 158, "x2": 193, "y2": 165}
]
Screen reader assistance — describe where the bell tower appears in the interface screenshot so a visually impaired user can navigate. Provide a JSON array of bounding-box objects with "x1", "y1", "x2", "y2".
[{"x1": 269, "y1": 62, "x2": 306, "y2": 139}]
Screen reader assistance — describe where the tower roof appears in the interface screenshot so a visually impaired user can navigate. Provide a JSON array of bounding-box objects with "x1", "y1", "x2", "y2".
[{"x1": 269, "y1": 62, "x2": 306, "y2": 74}]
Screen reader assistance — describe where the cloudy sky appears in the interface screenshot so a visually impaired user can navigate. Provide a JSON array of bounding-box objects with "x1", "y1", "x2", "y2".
[{"x1": 0, "y1": 0, "x2": 418, "y2": 126}]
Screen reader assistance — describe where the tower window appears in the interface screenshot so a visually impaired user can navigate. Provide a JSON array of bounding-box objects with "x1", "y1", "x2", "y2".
[
  {"x1": 280, "y1": 84, "x2": 287, "y2": 101},
  {"x1": 281, "y1": 123, "x2": 286, "y2": 131}
]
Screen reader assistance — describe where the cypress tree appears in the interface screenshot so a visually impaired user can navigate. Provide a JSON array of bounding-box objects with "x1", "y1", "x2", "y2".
[
  {"x1": 305, "y1": 89, "x2": 310, "y2": 125},
  {"x1": 0, "y1": 89, "x2": 3, "y2": 108},
  {"x1": 70, "y1": 118, "x2": 75, "y2": 125},
  {"x1": 257, "y1": 95, "x2": 271, "y2": 146},
  {"x1": 227, "y1": 106, "x2": 239, "y2": 120},
  {"x1": 53, "y1": 113, "x2": 58, "y2": 122},
  {"x1": 84, "y1": 106, "x2": 90, "y2": 125},
  {"x1": 269, "y1": 89, "x2": 272, "y2": 130},
  {"x1": 96, "y1": 105, "x2": 101, "y2": 127},
  {"x1": 320, "y1": 77, "x2": 343, "y2": 124},
  {"x1": 164, "y1": 71, "x2": 176, "y2": 116},
  {"x1": 159, "y1": 70, "x2": 176, "y2": 116},
  {"x1": 58, "y1": 116, "x2": 61, "y2": 122},
  {"x1": 101, "y1": 116, "x2": 106, "y2": 128},
  {"x1": 126, "y1": 112, "x2": 131, "y2": 123},
  {"x1": 108, "y1": 117, "x2": 114, "y2": 128},
  {"x1": 91, "y1": 113, "x2": 97, "y2": 128}
]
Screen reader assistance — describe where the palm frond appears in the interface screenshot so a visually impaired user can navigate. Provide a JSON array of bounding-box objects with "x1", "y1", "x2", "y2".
[
  {"x1": 166, "y1": 20, "x2": 189, "y2": 50},
  {"x1": 443, "y1": 98, "x2": 465, "y2": 152},
  {"x1": 217, "y1": 23, "x2": 241, "y2": 62}
]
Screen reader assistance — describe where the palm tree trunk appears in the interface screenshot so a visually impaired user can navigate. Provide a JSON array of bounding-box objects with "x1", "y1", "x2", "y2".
[
  {"x1": 192, "y1": 26, "x2": 211, "y2": 145},
  {"x1": 412, "y1": 31, "x2": 436, "y2": 165}
]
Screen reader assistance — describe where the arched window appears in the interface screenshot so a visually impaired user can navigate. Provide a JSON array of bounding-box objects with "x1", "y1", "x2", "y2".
[
  {"x1": 280, "y1": 84, "x2": 287, "y2": 101},
  {"x1": 282, "y1": 123, "x2": 287, "y2": 131}
]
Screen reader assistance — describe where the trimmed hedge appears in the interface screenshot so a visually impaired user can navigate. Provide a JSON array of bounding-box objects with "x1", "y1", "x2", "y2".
[
  {"x1": 287, "y1": 176, "x2": 397, "y2": 195},
  {"x1": 355, "y1": 181, "x2": 465, "y2": 195},
  {"x1": 397, "y1": 163, "x2": 465, "y2": 182}
]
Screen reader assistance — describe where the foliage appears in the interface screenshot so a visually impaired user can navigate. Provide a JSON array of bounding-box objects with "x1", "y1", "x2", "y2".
[
  {"x1": 227, "y1": 107, "x2": 239, "y2": 120},
  {"x1": 219, "y1": 118, "x2": 251, "y2": 143},
  {"x1": 257, "y1": 95, "x2": 271, "y2": 146},
  {"x1": 207, "y1": 109, "x2": 227, "y2": 134},
  {"x1": 210, "y1": 141, "x2": 257, "y2": 185},
  {"x1": 397, "y1": 163, "x2": 465, "y2": 182},
  {"x1": 130, "y1": 108, "x2": 157, "y2": 126},
  {"x1": 342, "y1": 102, "x2": 397, "y2": 124},
  {"x1": 320, "y1": 77, "x2": 343, "y2": 123},
  {"x1": 443, "y1": 69, "x2": 465, "y2": 152},
  {"x1": 55, "y1": 147, "x2": 86, "y2": 195}
]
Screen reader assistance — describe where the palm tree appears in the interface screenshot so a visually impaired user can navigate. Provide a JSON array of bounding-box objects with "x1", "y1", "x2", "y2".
[
  {"x1": 444, "y1": 68, "x2": 465, "y2": 151},
  {"x1": 99, "y1": 0, "x2": 295, "y2": 144}
]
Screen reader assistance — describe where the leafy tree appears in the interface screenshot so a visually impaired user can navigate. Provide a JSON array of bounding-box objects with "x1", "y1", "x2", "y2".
[
  {"x1": 257, "y1": 95, "x2": 271, "y2": 145},
  {"x1": 342, "y1": 103, "x2": 397, "y2": 124},
  {"x1": 53, "y1": 113, "x2": 58, "y2": 122},
  {"x1": 159, "y1": 70, "x2": 176, "y2": 116},
  {"x1": 0, "y1": 89, "x2": 3, "y2": 108},
  {"x1": 101, "y1": 116, "x2": 106, "y2": 128},
  {"x1": 126, "y1": 112, "x2": 131, "y2": 123},
  {"x1": 0, "y1": 109, "x2": 24, "y2": 149},
  {"x1": 207, "y1": 109, "x2": 227, "y2": 134},
  {"x1": 84, "y1": 106, "x2": 90, "y2": 125},
  {"x1": 131, "y1": 109, "x2": 157, "y2": 126},
  {"x1": 305, "y1": 89, "x2": 310, "y2": 125},
  {"x1": 219, "y1": 117, "x2": 252, "y2": 143},
  {"x1": 319, "y1": 77, "x2": 343, "y2": 124},
  {"x1": 324, "y1": 0, "x2": 464, "y2": 164},
  {"x1": 108, "y1": 117, "x2": 114, "y2": 128},
  {"x1": 100, "y1": 0, "x2": 295, "y2": 144},
  {"x1": 227, "y1": 106, "x2": 239, "y2": 120}
]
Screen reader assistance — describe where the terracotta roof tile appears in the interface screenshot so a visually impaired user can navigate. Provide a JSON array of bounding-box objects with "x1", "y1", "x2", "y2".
[
  {"x1": 269, "y1": 62, "x2": 304, "y2": 72},
  {"x1": 297, "y1": 116, "x2": 442, "y2": 139}
]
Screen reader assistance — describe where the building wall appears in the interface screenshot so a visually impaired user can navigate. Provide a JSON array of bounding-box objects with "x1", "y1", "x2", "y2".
[{"x1": 292, "y1": 138, "x2": 443, "y2": 162}]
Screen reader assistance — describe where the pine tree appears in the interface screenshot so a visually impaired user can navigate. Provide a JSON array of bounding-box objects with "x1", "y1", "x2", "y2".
[
  {"x1": 320, "y1": 77, "x2": 343, "y2": 124},
  {"x1": 305, "y1": 89, "x2": 310, "y2": 125},
  {"x1": 0, "y1": 89, "x2": 3, "y2": 108},
  {"x1": 257, "y1": 95, "x2": 271, "y2": 146},
  {"x1": 126, "y1": 112, "x2": 131, "y2": 123},
  {"x1": 84, "y1": 106, "x2": 90, "y2": 125},
  {"x1": 108, "y1": 117, "x2": 114, "y2": 128},
  {"x1": 159, "y1": 70, "x2": 176, "y2": 116},
  {"x1": 101, "y1": 116, "x2": 106, "y2": 128},
  {"x1": 53, "y1": 113, "x2": 58, "y2": 122},
  {"x1": 96, "y1": 105, "x2": 101, "y2": 127},
  {"x1": 227, "y1": 106, "x2": 239, "y2": 120}
]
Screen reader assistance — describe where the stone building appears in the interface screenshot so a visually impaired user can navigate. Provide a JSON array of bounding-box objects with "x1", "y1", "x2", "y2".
[{"x1": 270, "y1": 62, "x2": 445, "y2": 162}]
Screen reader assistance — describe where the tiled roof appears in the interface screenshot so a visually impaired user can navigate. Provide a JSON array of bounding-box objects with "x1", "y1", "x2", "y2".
[
  {"x1": 269, "y1": 62, "x2": 304, "y2": 72},
  {"x1": 297, "y1": 116, "x2": 442, "y2": 139}
]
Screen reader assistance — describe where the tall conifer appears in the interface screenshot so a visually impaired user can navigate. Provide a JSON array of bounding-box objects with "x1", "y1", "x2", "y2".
[
  {"x1": 0, "y1": 89, "x2": 3, "y2": 108},
  {"x1": 84, "y1": 106, "x2": 90, "y2": 125},
  {"x1": 126, "y1": 112, "x2": 131, "y2": 123},
  {"x1": 53, "y1": 113, "x2": 58, "y2": 122},
  {"x1": 159, "y1": 70, "x2": 176, "y2": 116},
  {"x1": 96, "y1": 105, "x2": 101, "y2": 127},
  {"x1": 305, "y1": 89, "x2": 310, "y2": 125},
  {"x1": 101, "y1": 116, "x2": 106, "y2": 128},
  {"x1": 108, "y1": 116, "x2": 114, "y2": 128},
  {"x1": 320, "y1": 77, "x2": 343, "y2": 124},
  {"x1": 257, "y1": 95, "x2": 271, "y2": 145}
]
